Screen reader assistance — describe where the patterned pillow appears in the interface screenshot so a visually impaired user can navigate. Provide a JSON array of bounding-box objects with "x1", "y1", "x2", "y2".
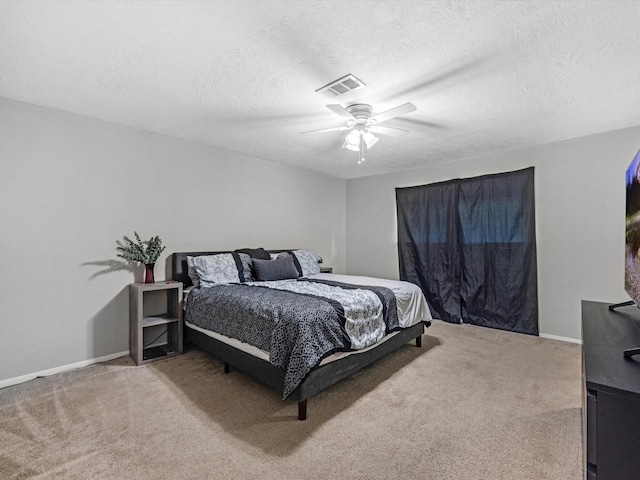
[
  {"x1": 277, "y1": 249, "x2": 321, "y2": 277},
  {"x1": 238, "y1": 253, "x2": 253, "y2": 282},
  {"x1": 187, "y1": 253, "x2": 253, "y2": 287},
  {"x1": 186, "y1": 256, "x2": 201, "y2": 287}
]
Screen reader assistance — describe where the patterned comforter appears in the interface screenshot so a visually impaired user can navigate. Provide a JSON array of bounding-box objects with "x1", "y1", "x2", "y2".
[{"x1": 184, "y1": 278, "x2": 400, "y2": 399}]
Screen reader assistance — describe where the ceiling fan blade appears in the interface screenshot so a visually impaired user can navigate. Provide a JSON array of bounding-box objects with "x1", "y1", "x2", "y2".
[
  {"x1": 368, "y1": 125, "x2": 410, "y2": 137},
  {"x1": 300, "y1": 126, "x2": 351, "y2": 134},
  {"x1": 370, "y1": 102, "x2": 417, "y2": 124},
  {"x1": 326, "y1": 104, "x2": 355, "y2": 120}
]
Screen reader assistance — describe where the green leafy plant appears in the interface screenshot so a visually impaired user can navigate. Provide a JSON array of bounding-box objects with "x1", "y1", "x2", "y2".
[{"x1": 116, "y1": 232, "x2": 165, "y2": 265}]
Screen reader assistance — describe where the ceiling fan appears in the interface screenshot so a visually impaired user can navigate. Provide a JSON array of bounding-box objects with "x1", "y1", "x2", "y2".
[{"x1": 301, "y1": 103, "x2": 417, "y2": 164}]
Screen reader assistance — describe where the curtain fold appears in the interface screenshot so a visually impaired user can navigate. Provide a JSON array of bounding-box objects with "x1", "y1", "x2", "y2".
[
  {"x1": 397, "y1": 179, "x2": 461, "y2": 323},
  {"x1": 396, "y1": 167, "x2": 538, "y2": 335}
]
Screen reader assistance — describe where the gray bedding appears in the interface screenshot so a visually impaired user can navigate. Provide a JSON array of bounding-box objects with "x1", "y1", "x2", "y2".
[{"x1": 184, "y1": 279, "x2": 399, "y2": 398}]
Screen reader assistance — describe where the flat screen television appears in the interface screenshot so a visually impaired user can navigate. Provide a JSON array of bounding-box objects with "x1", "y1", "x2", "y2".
[{"x1": 610, "y1": 149, "x2": 640, "y2": 357}]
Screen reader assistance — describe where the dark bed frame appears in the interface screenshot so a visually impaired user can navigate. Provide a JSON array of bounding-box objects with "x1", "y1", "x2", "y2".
[{"x1": 171, "y1": 251, "x2": 429, "y2": 420}]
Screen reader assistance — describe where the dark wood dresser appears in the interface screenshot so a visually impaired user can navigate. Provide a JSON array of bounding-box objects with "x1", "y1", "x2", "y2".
[{"x1": 582, "y1": 300, "x2": 640, "y2": 479}]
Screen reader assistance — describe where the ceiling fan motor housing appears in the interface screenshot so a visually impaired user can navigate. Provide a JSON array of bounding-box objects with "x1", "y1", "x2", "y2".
[{"x1": 345, "y1": 104, "x2": 373, "y2": 123}]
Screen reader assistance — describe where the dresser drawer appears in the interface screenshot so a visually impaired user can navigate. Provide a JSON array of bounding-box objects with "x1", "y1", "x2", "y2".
[{"x1": 586, "y1": 389, "x2": 597, "y2": 467}]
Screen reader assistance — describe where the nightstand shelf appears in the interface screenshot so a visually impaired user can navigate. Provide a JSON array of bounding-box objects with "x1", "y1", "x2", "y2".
[
  {"x1": 143, "y1": 315, "x2": 179, "y2": 327},
  {"x1": 130, "y1": 282, "x2": 183, "y2": 366},
  {"x1": 142, "y1": 345, "x2": 175, "y2": 362}
]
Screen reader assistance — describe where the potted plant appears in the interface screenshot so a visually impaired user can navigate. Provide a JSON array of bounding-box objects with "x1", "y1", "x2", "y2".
[{"x1": 117, "y1": 232, "x2": 165, "y2": 283}]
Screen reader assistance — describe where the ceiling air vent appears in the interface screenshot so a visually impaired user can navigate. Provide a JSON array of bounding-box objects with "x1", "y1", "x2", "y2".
[{"x1": 316, "y1": 74, "x2": 366, "y2": 98}]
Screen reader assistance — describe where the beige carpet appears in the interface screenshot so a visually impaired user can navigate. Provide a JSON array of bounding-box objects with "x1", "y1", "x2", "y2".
[{"x1": 0, "y1": 321, "x2": 582, "y2": 479}]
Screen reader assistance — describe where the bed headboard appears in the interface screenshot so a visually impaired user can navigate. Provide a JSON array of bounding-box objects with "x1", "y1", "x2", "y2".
[{"x1": 170, "y1": 249, "x2": 296, "y2": 287}]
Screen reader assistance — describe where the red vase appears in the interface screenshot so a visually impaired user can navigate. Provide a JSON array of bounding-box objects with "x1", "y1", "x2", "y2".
[{"x1": 144, "y1": 263, "x2": 155, "y2": 283}]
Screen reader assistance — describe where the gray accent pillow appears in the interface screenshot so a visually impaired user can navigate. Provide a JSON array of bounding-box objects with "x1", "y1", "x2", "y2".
[{"x1": 253, "y1": 256, "x2": 300, "y2": 281}]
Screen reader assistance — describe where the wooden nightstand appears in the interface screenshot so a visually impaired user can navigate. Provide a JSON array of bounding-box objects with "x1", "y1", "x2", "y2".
[
  {"x1": 129, "y1": 281, "x2": 183, "y2": 365},
  {"x1": 319, "y1": 266, "x2": 333, "y2": 273}
]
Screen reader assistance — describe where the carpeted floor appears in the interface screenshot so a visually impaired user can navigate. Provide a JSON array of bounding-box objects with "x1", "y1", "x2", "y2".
[{"x1": 0, "y1": 320, "x2": 582, "y2": 479}]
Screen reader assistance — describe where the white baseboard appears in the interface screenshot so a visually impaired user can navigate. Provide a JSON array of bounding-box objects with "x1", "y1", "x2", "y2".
[
  {"x1": 540, "y1": 333, "x2": 582, "y2": 344},
  {"x1": 0, "y1": 350, "x2": 129, "y2": 390}
]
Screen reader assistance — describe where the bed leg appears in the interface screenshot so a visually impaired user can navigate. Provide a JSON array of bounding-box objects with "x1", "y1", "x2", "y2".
[
  {"x1": 415, "y1": 335, "x2": 422, "y2": 348},
  {"x1": 298, "y1": 399, "x2": 307, "y2": 421},
  {"x1": 224, "y1": 362, "x2": 230, "y2": 374}
]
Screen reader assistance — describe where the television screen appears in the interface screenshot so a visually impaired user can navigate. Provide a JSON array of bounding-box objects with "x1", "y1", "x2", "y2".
[{"x1": 626, "y1": 150, "x2": 640, "y2": 305}]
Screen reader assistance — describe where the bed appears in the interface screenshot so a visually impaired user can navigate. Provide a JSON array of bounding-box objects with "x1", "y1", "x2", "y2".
[{"x1": 171, "y1": 249, "x2": 432, "y2": 420}]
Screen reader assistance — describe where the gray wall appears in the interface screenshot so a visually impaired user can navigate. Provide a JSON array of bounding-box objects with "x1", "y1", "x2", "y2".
[
  {"x1": 0, "y1": 97, "x2": 347, "y2": 383},
  {"x1": 2, "y1": 93, "x2": 638, "y2": 384},
  {"x1": 346, "y1": 126, "x2": 640, "y2": 341}
]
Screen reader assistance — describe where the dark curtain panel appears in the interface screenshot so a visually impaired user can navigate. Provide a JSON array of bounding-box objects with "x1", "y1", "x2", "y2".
[
  {"x1": 396, "y1": 167, "x2": 538, "y2": 335},
  {"x1": 396, "y1": 179, "x2": 461, "y2": 323}
]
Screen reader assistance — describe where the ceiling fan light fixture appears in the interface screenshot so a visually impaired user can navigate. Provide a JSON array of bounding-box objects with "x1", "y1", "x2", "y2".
[
  {"x1": 362, "y1": 131, "x2": 378, "y2": 149},
  {"x1": 344, "y1": 143, "x2": 360, "y2": 152},
  {"x1": 344, "y1": 129, "x2": 361, "y2": 151}
]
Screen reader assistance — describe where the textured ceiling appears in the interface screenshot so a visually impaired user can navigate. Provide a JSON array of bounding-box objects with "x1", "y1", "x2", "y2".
[{"x1": 2, "y1": 1, "x2": 640, "y2": 179}]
